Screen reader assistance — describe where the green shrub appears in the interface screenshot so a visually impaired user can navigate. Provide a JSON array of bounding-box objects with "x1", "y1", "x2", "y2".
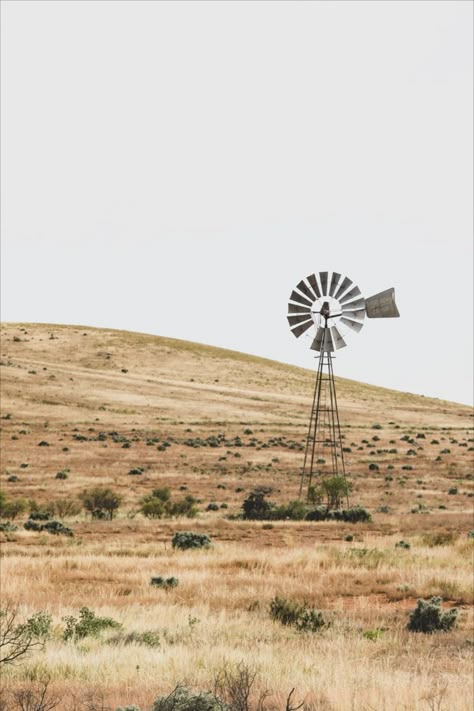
[
  {"x1": 0, "y1": 495, "x2": 28, "y2": 520},
  {"x1": 7, "y1": 475, "x2": 18, "y2": 482},
  {"x1": 55, "y1": 470, "x2": 68, "y2": 480},
  {"x1": 150, "y1": 576, "x2": 179, "y2": 589},
  {"x1": 152, "y1": 685, "x2": 228, "y2": 711},
  {"x1": 242, "y1": 492, "x2": 273, "y2": 520},
  {"x1": 25, "y1": 610, "x2": 52, "y2": 639},
  {"x1": 24, "y1": 519, "x2": 43, "y2": 532},
  {"x1": 269, "y1": 596, "x2": 325, "y2": 633},
  {"x1": 172, "y1": 532, "x2": 211, "y2": 550},
  {"x1": 117, "y1": 706, "x2": 141, "y2": 711},
  {"x1": 206, "y1": 503, "x2": 219, "y2": 511},
  {"x1": 110, "y1": 630, "x2": 161, "y2": 649},
  {"x1": 363, "y1": 628, "x2": 385, "y2": 641},
  {"x1": 448, "y1": 487, "x2": 458, "y2": 495},
  {"x1": 80, "y1": 487, "x2": 122, "y2": 520},
  {"x1": 63, "y1": 606, "x2": 122, "y2": 641},
  {"x1": 395, "y1": 540, "x2": 410, "y2": 549},
  {"x1": 29, "y1": 511, "x2": 50, "y2": 521},
  {"x1": 368, "y1": 463, "x2": 379, "y2": 471},
  {"x1": 0, "y1": 522, "x2": 18, "y2": 532},
  {"x1": 42, "y1": 520, "x2": 73, "y2": 536},
  {"x1": 272, "y1": 499, "x2": 307, "y2": 521},
  {"x1": 334, "y1": 506, "x2": 372, "y2": 523},
  {"x1": 407, "y1": 596, "x2": 457, "y2": 633}
]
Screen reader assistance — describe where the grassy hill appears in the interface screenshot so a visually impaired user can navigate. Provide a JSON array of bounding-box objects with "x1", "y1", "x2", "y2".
[{"x1": 1, "y1": 323, "x2": 473, "y2": 710}]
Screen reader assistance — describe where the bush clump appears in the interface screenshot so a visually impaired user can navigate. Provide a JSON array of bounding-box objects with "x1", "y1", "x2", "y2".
[
  {"x1": 171, "y1": 532, "x2": 211, "y2": 550},
  {"x1": 269, "y1": 596, "x2": 326, "y2": 633},
  {"x1": 152, "y1": 685, "x2": 228, "y2": 711},
  {"x1": 407, "y1": 596, "x2": 458, "y2": 633},
  {"x1": 150, "y1": 576, "x2": 179, "y2": 589},
  {"x1": 63, "y1": 606, "x2": 122, "y2": 641},
  {"x1": 140, "y1": 489, "x2": 198, "y2": 519}
]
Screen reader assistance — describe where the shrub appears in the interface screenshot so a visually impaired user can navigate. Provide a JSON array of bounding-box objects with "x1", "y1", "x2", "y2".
[
  {"x1": 0, "y1": 522, "x2": 18, "y2": 532},
  {"x1": 42, "y1": 520, "x2": 73, "y2": 536},
  {"x1": 407, "y1": 596, "x2": 457, "y2": 633},
  {"x1": 0, "y1": 496, "x2": 28, "y2": 520},
  {"x1": 269, "y1": 596, "x2": 325, "y2": 632},
  {"x1": 7, "y1": 475, "x2": 18, "y2": 482},
  {"x1": 242, "y1": 492, "x2": 273, "y2": 520},
  {"x1": 363, "y1": 628, "x2": 385, "y2": 641},
  {"x1": 117, "y1": 706, "x2": 142, "y2": 711},
  {"x1": 140, "y1": 492, "x2": 198, "y2": 519},
  {"x1": 395, "y1": 540, "x2": 410, "y2": 549},
  {"x1": 468, "y1": 530, "x2": 474, "y2": 539},
  {"x1": 128, "y1": 467, "x2": 145, "y2": 476},
  {"x1": 80, "y1": 487, "x2": 122, "y2": 520},
  {"x1": 151, "y1": 576, "x2": 179, "y2": 589},
  {"x1": 448, "y1": 487, "x2": 458, "y2": 495},
  {"x1": 206, "y1": 503, "x2": 219, "y2": 511},
  {"x1": 272, "y1": 499, "x2": 307, "y2": 521},
  {"x1": 368, "y1": 463, "x2": 379, "y2": 471},
  {"x1": 172, "y1": 532, "x2": 211, "y2": 550},
  {"x1": 63, "y1": 606, "x2": 122, "y2": 641},
  {"x1": 29, "y1": 510, "x2": 50, "y2": 521},
  {"x1": 320, "y1": 476, "x2": 351, "y2": 509},
  {"x1": 334, "y1": 506, "x2": 372, "y2": 523},
  {"x1": 23, "y1": 519, "x2": 43, "y2": 532},
  {"x1": 0, "y1": 604, "x2": 47, "y2": 665},
  {"x1": 25, "y1": 610, "x2": 52, "y2": 639},
  {"x1": 344, "y1": 534, "x2": 354, "y2": 542},
  {"x1": 48, "y1": 499, "x2": 81, "y2": 518},
  {"x1": 152, "y1": 685, "x2": 228, "y2": 711},
  {"x1": 55, "y1": 470, "x2": 68, "y2": 480},
  {"x1": 305, "y1": 506, "x2": 332, "y2": 522}
]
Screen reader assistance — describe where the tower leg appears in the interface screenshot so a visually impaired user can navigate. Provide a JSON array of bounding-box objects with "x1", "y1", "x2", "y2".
[{"x1": 299, "y1": 350, "x2": 349, "y2": 505}]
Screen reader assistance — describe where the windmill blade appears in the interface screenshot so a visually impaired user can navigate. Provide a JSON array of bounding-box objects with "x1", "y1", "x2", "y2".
[
  {"x1": 339, "y1": 285, "x2": 362, "y2": 305},
  {"x1": 296, "y1": 280, "x2": 316, "y2": 304},
  {"x1": 365, "y1": 287, "x2": 400, "y2": 318},
  {"x1": 319, "y1": 271, "x2": 328, "y2": 295},
  {"x1": 288, "y1": 318, "x2": 314, "y2": 338},
  {"x1": 329, "y1": 272, "x2": 341, "y2": 297},
  {"x1": 330, "y1": 326, "x2": 347, "y2": 350},
  {"x1": 289, "y1": 290, "x2": 313, "y2": 307},
  {"x1": 307, "y1": 273, "x2": 321, "y2": 299},
  {"x1": 340, "y1": 316, "x2": 364, "y2": 333},
  {"x1": 310, "y1": 326, "x2": 331, "y2": 351},
  {"x1": 323, "y1": 328, "x2": 334, "y2": 352},
  {"x1": 288, "y1": 303, "x2": 312, "y2": 315},
  {"x1": 342, "y1": 309, "x2": 365, "y2": 321},
  {"x1": 342, "y1": 296, "x2": 366, "y2": 311},
  {"x1": 287, "y1": 313, "x2": 313, "y2": 327},
  {"x1": 334, "y1": 276, "x2": 352, "y2": 301}
]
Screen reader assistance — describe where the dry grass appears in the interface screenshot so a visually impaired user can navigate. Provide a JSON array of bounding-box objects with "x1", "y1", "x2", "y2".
[{"x1": 1, "y1": 323, "x2": 473, "y2": 710}]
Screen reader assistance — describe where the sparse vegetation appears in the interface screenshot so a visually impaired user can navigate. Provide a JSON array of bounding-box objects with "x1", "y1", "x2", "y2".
[
  {"x1": 172, "y1": 531, "x2": 211, "y2": 550},
  {"x1": 407, "y1": 596, "x2": 458, "y2": 633}
]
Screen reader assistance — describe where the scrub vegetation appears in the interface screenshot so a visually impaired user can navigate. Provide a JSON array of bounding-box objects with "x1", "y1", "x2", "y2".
[{"x1": 0, "y1": 323, "x2": 473, "y2": 710}]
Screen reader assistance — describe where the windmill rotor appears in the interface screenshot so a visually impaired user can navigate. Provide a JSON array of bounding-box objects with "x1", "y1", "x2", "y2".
[{"x1": 287, "y1": 271, "x2": 399, "y2": 352}]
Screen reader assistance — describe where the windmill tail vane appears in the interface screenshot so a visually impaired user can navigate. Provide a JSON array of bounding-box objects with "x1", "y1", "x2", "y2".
[{"x1": 287, "y1": 271, "x2": 400, "y2": 502}]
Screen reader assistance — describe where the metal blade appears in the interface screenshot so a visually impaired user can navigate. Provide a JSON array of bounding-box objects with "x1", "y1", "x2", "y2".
[
  {"x1": 289, "y1": 318, "x2": 314, "y2": 338},
  {"x1": 329, "y1": 272, "x2": 341, "y2": 297},
  {"x1": 365, "y1": 287, "x2": 400, "y2": 318},
  {"x1": 342, "y1": 309, "x2": 365, "y2": 321},
  {"x1": 323, "y1": 329, "x2": 334, "y2": 352},
  {"x1": 310, "y1": 326, "x2": 326, "y2": 351},
  {"x1": 341, "y1": 296, "x2": 365, "y2": 311},
  {"x1": 331, "y1": 325, "x2": 347, "y2": 350},
  {"x1": 319, "y1": 271, "x2": 328, "y2": 295},
  {"x1": 334, "y1": 276, "x2": 352, "y2": 300},
  {"x1": 296, "y1": 279, "x2": 316, "y2": 304},
  {"x1": 288, "y1": 303, "x2": 312, "y2": 314},
  {"x1": 340, "y1": 317, "x2": 364, "y2": 333},
  {"x1": 307, "y1": 273, "x2": 321, "y2": 299},
  {"x1": 289, "y1": 290, "x2": 313, "y2": 307},
  {"x1": 287, "y1": 313, "x2": 313, "y2": 327},
  {"x1": 339, "y1": 285, "x2": 362, "y2": 304}
]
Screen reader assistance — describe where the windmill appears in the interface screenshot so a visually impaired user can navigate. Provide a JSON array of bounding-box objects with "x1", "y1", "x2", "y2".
[{"x1": 287, "y1": 271, "x2": 400, "y2": 501}]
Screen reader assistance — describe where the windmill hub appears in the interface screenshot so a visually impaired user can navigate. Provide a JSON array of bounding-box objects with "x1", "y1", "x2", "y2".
[{"x1": 287, "y1": 270, "x2": 400, "y2": 502}]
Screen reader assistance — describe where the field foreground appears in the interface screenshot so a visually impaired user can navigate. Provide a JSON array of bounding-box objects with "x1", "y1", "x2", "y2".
[{"x1": 1, "y1": 323, "x2": 473, "y2": 710}]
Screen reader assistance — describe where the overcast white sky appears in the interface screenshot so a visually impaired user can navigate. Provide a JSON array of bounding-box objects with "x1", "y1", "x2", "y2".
[{"x1": 1, "y1": 0, "x2": 473, "y2": 405}]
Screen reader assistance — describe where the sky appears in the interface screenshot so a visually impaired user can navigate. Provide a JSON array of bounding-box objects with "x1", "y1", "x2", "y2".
[{"x1": 1, "y1": 0, "x2": 473, "y2": 405}]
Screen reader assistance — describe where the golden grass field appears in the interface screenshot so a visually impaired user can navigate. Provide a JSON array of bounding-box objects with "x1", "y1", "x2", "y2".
[{"x1": 1, "y1": 323, "x2": 473, "y2": 710}]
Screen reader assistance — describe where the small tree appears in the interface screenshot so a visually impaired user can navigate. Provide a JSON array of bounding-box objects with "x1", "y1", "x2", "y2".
[
  {"x1": 0, "y1": 495, "x2": 28, "y2": 520},
  {"x1": 320, "y1": 476, "x2": 351, "y2": 510},
  {"x1": 80, "y1": 488, "x2": 122, "y2": 520},
  {"x1": 242, "y1": 492, "x2": 273, "y2": 520},
  {"x1": 0, "y1": 603, "x2": 46, "y2": 665}
]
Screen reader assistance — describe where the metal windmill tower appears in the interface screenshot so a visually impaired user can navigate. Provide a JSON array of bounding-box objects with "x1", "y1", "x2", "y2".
[{"x1": 287, "y1": 271, "x2": 400, "y2": 501}]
